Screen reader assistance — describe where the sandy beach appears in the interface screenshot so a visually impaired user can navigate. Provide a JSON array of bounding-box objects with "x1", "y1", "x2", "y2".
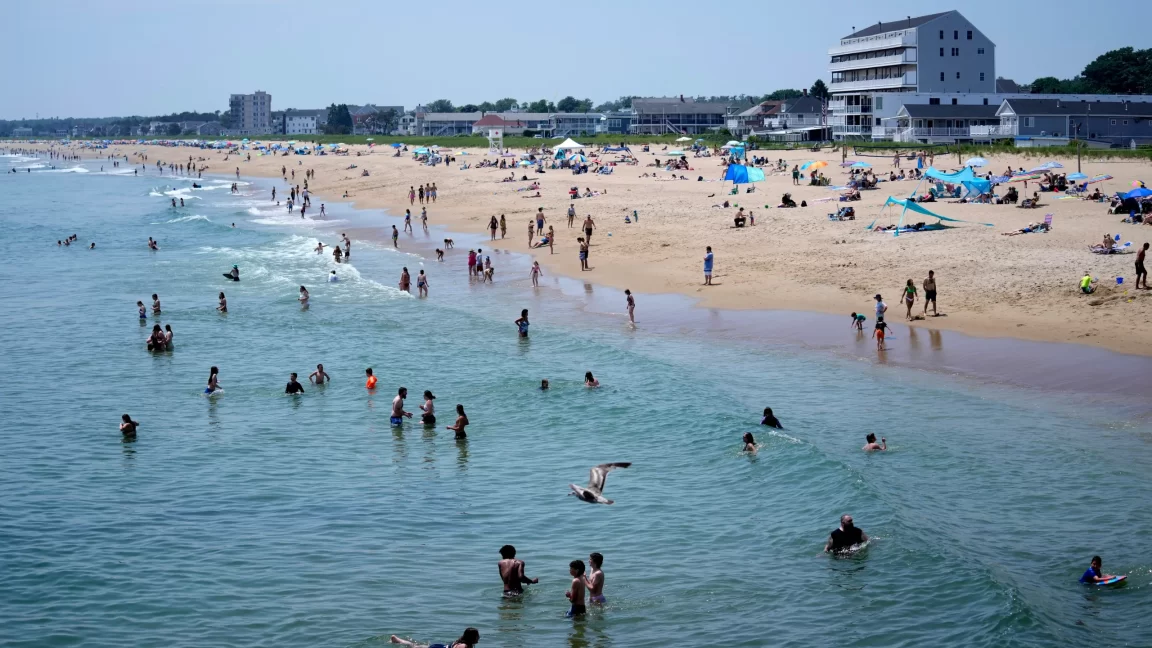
[{"x1": 20, "y1": 140, "x2": 1152, "y2": 355}]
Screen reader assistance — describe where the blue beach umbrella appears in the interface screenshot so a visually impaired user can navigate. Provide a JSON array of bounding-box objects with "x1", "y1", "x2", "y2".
[
  {"x1": 391, "y1": 143, "x2": 403, "y2": 148},
  {"x1": 850, "y1": 161, "x2": 872, "y2": 168},
  {"x1": 1067, "y1": 172, "x2": 1089, "y2": 181},
  {"x1": 1124, "y1": 187, "x2": 1152, "y2": 199}
]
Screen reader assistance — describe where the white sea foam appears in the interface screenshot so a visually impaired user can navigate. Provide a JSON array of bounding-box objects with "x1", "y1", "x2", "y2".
[
  {"x1": 42, "y1": 166, "x2": 89, "y2": 173},
  {"x1": 162, "y1": 215, "x2": 212, "y2": 224}
]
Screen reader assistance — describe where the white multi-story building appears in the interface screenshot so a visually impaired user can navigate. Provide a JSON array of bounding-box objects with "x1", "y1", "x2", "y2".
[
  {"x1": 283, "y1": 109, "x2": 326, "y2": 135},
  {"x1": 228, "y1": 90, "x2": 272, "y2": 135},
  {"x1": 828, "y1": 11, "x2": 994, "y2": 140}
]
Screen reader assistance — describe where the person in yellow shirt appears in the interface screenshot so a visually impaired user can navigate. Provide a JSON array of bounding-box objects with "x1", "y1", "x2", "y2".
[{"x1": 1080, "y1": 272, "x2": 1096, "y2": 294}]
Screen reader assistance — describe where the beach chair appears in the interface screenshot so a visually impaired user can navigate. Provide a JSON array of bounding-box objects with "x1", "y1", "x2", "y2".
[
  {"x1": 1042, "y1": 213, "x2": 1053, "y2": 230},
  {"x1": 934, "y1": 182, "x2": 946, "y2": 195}
]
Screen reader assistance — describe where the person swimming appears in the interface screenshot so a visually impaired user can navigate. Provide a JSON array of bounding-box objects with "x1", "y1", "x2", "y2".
[
  {"x1": 741, "y1": 432, "x2": 759, "y2": 454},
  {"x1": 120, "y1": 414, "x2": 139, "y2": 437},
  {"x1": 863, "y1": 433, "x2": 886, "y2": 451},
  {"x1": 205, "y1": 366, "x2": 220, "y2": 394},
  {"x1": 419, "y1": 390, "x2": 436, "y2": 425},
  {"x1": 584, "y1": 371, "x2": 600, "y2": 387},
  {"x1": 224, "y1": 265, "x2": 239, "y2": 281},
  {"x1": 761, "y1": 407, "x2": 782, "y2": 429},
  {"x1": 447, "y1": 404, "x2": 468, "y2": 439}
]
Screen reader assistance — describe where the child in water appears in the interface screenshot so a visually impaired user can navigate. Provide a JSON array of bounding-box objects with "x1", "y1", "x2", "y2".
[
  {"x1": 873, "y1": 320, "x2": 889, "y2": 350},
  {"x1": 741, "y1": 432, "x2": 759, "y2": 454},
  {"x1": 850, "y1": 312, "x2": 866, "y2": 330}
]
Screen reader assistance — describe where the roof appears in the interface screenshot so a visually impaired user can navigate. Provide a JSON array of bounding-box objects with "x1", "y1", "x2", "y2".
[
  {"x1": 285, "y1": 109, "x2": 326, "y2": 118},
  {"x1": 781, "y1": 96, "x2": 824, "y2": 114},
  {"x1": 844, "y1": 11, "x2": 950, "y2": 38},
  {"x1": 737, "y1": 101, "x2": 782, "y2": 117},
  {"x1": 473, "y1": 114, "x2": 511, "y2": 127},
  {"x1": 995, "y1": 78, "x2": 1021, "y2": 93},
  {"x1": 1001, "y1": 98, "x2": 1152, "y2": 117},
  {"x1": 899, "y1": 104, "x2": 1000, "y2": 119}
]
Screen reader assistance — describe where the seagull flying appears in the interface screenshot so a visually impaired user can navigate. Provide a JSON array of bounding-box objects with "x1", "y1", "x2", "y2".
[{"x1": 569, "y1": 462, "x2": 631, "y2": 505}]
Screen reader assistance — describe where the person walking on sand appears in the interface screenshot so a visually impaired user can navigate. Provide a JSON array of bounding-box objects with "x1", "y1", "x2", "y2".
[
  {"x1": 579, "y1": 237, "x2": 589, "y2": 271},
  {"x1": 528, "y1": 219, "x2": 535, "y2": 247},
  {"x1": 923, "y1": 270, "x2": 938, "y2": 316},
  {"x1": 499, "y1": 214, "x2": 506, "y2": 239},
  {"x1": 703, "y1": 246, "x2": 714, "y2": 285},
  {"x1": 1137, "y1": 243, "x2": 1149, "y2": 289},
  {"x1": 901, "y1": 279, "x2": 917, "y2": 321},
  {"x1": 625, "y1": 289, "x2": 635, "y2": 327},
  {"x1": 489, "y1": 215, "x2": 498, "y2": 241},
  {"x1": 582, "y1": 214, "x2": 596, "y2": 244},
  {"x1": 408, "y1": 186, "x2": 415, "y2": 205},
  {"x1": 568, "y1": 203, "x2": 576, "y2": 228}
]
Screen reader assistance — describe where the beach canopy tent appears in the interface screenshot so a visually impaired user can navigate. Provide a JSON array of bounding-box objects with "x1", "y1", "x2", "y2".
[
  {"x1": 555, "y1": 138, "x2": 585, "y2": 150},
  {"x1": 1125, "y1": 187, "x2": 1152, "y2": 199},
  {"x1": 924, "y1": 166, "x2": 991, "y2": 197},
  {"x1": 723, "y1": 164, "x2": 765, "y2": 184},
  {"x1": 874, "y1": 197, "x2": 994, "y2": 231}
]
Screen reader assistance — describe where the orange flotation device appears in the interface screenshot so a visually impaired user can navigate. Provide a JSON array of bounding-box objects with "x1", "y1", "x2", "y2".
[{"x1": 366, "y1": 375, "x2": 377, "y2": 389}]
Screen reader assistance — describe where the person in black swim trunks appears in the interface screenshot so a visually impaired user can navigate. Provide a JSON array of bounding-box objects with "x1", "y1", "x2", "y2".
[
  {"x1": 566, "y1": 559, "x2": 587, "y2": 617},
  {"x1": 1136, "y1": 243, "x2": 1149, "y2": 290},
  {"x1": 922, "y1": 270, "x2": 937, "y2": 316},
  {"x1": 419, "y1": 390, "x2": 436, "y2": 425},
  {"x1": 825, "y1": 514, "x2": 868, "y2": 554},
  {"x1": 224, "y1": 265, "x2": 239, "y2": 281},
  {"x1": 285, "y1": 373, "x2": 305, "y2": 394}
]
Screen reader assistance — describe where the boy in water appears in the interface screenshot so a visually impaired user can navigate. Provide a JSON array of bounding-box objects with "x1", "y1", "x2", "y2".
[
  {"x1": 1080, "y1": 555, "x2": 1118, "y2": 584},
  {"x1": 565, "y1": 560, "x2": 587, "y2": 617},
  {"x1": 873, "y1": 320, "x2": 889, "y2": 350},
  {"x1": 498, "y1": 545, "x2": 538, "y2": 596},
  {"x1": 309, "y1": 364, "x2": 330, "y2": 385},
  {"x1": 586, "y1": 553, "x2": 606, "y2": 605},
  {"x1": 850, "y1": 312, "x2": 866, "y2": 330}
]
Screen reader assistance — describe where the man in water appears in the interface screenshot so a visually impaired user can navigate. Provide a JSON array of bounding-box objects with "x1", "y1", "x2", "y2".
[
  {"x1": 329, "y1": 270, "x2": 339, "y2": 282},
  {"x1": 825, "y1": 514, "x2": 868, "y2": 554},
  {"x1": 1080, "y1": 555, "x2": 1118, "y2": 584},
  {"x1": 309, "y1": 364, "x2": 330, "y2": 385},
  {"x1": 586, "y1": 552, "x2": 606, "y2": 605},
  {"x1": 391, "y1": 387, "x2": 412, "y2": 425},
  {"x1": 498, "y1": 545, "x2": 539, "y2": 596},
  {"x1": 391, "y1": 225, "x2": 399, "y2": 248},
  {"x1": 862, "y1": 433, "x2": 886, "y2": 451},
  {"x1": 566, "y1": 560, "x2": 587, "y2": 617},
  {"x1": 285, "y1": 373, "x2": 305, "y2": 394},
  {"x1": 226, "y1": 265, "x2": 240, "y2": 281}
]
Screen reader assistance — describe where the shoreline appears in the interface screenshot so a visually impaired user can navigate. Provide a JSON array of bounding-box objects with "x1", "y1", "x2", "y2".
[{"x1": 15, "y1": 141, "x2": 1152, "y2": 357}]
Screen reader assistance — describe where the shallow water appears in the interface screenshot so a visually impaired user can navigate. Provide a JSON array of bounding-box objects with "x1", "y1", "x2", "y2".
[{"x1": 1, "y1": 155, "x2": 1150, "y2": 648}]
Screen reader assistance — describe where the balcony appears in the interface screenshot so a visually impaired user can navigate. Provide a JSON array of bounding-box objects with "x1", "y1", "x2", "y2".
[
  {"x1": 833, "y1": 125, "x2": 872, "y2": 135},
  {"x1": 829, "y1": 31, "x2": 916, "y2": 57},
  {"x1": 764, "y1": 117, "x2": 826, "y2": 129},
  {"x1": 829, "y1": 72, "x2": 916, "y2": 93},
  {"x1": 970, "y1": 124, "x2": 1017, "y2": 138},
  {"x1": 829, "y1": 51, "x2": 914, "y2": 73}
]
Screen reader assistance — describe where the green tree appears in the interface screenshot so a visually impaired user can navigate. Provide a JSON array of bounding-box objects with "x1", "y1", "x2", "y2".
[
  {"x1": 809, "y1": 79, "x2": 830, "y2": 101},
  {"x1": 576, "y1": 98, "x2": 594, "y2": 112},
  {"x1": 166, "y1": 123, "x2": 182, "y2": 136},
  {"x1": 457, "y1": 104, "x2": 480, "y2": 113},
  {"x1": 425, "y1": 99, "x2": 454, "y2": 113},
  {"x1": 556, "y1": 96, "x2": 580, "y2": 112},
  {"x1": 494, "y1": 97, "x2": 518, "y2": 111},
  {"x1": 1081, "y1": 47, "x2": 1152, "y2": 94},
  {"x1": 764, "y1": 89, "x2": 802, "y2": 101},
  {"x1": 325, "y1": 104, "x2": 353, "y2": 135},
  {"x1": 478, "y1": 101, "x2": 496, "y2": 112},
  {"x1": 526, "y1": 99, "x2": 554, "y2": 113}
]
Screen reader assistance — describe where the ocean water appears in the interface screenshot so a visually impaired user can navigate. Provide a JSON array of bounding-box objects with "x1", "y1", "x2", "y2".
[{"x1": 1, "y1": 154, "x2": 1151, "y2": 648}]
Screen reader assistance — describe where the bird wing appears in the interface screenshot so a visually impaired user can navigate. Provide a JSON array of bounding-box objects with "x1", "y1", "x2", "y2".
[{"x1": 587, "y1": 462, "x2": 631, "y2": 494}]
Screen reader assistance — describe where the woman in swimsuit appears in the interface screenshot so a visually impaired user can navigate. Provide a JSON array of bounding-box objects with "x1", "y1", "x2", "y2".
[
  {"x1": 217, "y1": 292, "x2": 227, "y2": 313},
  {"x1": 741, "y1": 432, "x2": 758, "y2": 454},
  {"x1": 489, "y1": 216, "x2": 498, "y2": 240},
  {"x1": 584, "y1": 372, "x2": 600, "y2": 387},
  {"x1": 420, "y1": 390, "x2": 436, "y2": 425},
  {"x1": 399, "y1": 267, "x2": 411, "y2": 293},
  {"x1": 417, "y1": 270, "x2": 428, "y2": 297},
  {"x1": 514, "y1": 309, "x2": 529, "y2": 338},
  {"x1": 902, "y1": 279, "x2": 918, "y2": 321},
  {"x1": 164, "y1": 325, "x2": 173, "y2": 349},
  {"x1": 205, "y1": 366, "x2": 220, "y2": 394},
  {"x1": 446, "y1": 404, "x2": 469, "y2": 439},
  {"x1": 120, "y1": 414, "x2": 139, "y2": 437}
]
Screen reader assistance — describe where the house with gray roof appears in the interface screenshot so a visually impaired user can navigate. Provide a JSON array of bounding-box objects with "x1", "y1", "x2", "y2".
[{"x1": 991, "y1": 98, "x2": 1152, "y2": 147}]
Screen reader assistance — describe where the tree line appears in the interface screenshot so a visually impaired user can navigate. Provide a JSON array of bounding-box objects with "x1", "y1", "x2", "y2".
[{"x1": 1027, "y1": 47, "x2": 1152, "y2": 94}]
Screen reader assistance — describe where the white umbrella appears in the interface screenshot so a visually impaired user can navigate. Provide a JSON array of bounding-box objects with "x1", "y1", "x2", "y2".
[
  {"x1": 675, "y1": 136, "x2": 692, "y2": 142},
  {"x1": 965, "y1": 157, "x2": 988, "y2": 168}
]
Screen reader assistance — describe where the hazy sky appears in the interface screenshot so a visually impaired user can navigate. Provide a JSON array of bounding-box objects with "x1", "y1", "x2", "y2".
[{"x1": 4, "y1": 0, "x2": 1145, "y2": 119}]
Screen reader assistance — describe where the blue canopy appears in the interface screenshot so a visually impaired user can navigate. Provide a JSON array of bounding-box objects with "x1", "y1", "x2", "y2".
[
  {"x1": 723, "y1": 164, "x2": 765, "y2": 184},
  {"x1": 881, "y1": 197, "x2": 994, "y2": 228},
  {"x1": 924, "y1": 166, "x2": 991, "y2": 197},
  {"x1": 1124, "y1": 187, "x2": 1152, "y2": 199},
  {"x1": 390, "y1": 143, "x2": 403, "y2": 148}
]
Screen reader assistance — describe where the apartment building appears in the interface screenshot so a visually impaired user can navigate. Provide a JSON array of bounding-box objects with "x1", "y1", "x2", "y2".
[
  {"x1": 828, "y1": 11, "x2": 994, "y2": 140},
  {"x1": 631, "y1": 97, "x2": 732, "y2": 135},
  {"x1": 228, "y1": 91, "x2": 272, "y2": 135}
]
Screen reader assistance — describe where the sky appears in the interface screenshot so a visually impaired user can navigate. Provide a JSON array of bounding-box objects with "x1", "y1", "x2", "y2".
[{"x1": 3, "y1": 0, "x2": 1146, "y2": 120}]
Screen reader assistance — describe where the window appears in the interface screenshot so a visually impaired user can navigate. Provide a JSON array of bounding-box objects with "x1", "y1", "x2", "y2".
[
  {"x1": 875, "y1": 118, "x2": 882, "y2": 126},
  {"x1": 929, "y1": 98, "x2": 941, "y2": 105},
  {"x1": 977, "y1": 47, "x2": 985, "y2": 54},
  {"x1": 967, "y1": 30, "x2": 973, "y2": 39},
  {"x1": 1123, "y1": 120, "x2": 1129, "y2": 126},
  {"x1": 1110, "y1": 119, "x2": 1117, "y2": 126},
  {"x1": 954, "y1": 30, "x2": 959, "y2": 39},
  {"x1": 940, "y1": 47, "x2": 944, "y2": 57},
  {"x1": 983, "y1": 98, "x2": 988, "y2": 105},
  {"x1": 980, "y1": 72, "x2": 985, "y2": 81},
  {"x1": 875, "y1": 97, "x2": 883, "y2": 110},
  {"x1": 952, "y1": 98, "x2": 958, "y2": 105},
  {"x1": 1024, "y1": 117, "x2": 1034, "y2": 127},
  {"x1": 939, "y1": 72, "x2": 945, "y2": 81},
  {"x1": 956, "y1": 72, "x2": 961, "y2": 79},
  {"x1": 939, "y1": 30, "x2": 944, "y2": 39}
]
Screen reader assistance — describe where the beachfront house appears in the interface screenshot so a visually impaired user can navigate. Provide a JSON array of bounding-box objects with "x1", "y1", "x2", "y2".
[
  {"x1": 551, "y1": 113, "x2": 606, "y2": 137},
  {"x1": 985, "y1": 98, "x2": 1152, "y2": 148},
  {"x1": 727, "y1": 102, "x2": 782, "y2": 138},
  {"x1": 229, "y1": 91, "x2": 273, "y2": 135},
  {"x1": 283, "y1": 109, "x2": 327, "y2": 136},
  {"x1": 631, "y1": 97, "x2": 733, "y2": 135},
  {"x1": 876, "y1": 103, "x2": 1000, "y2": 143},
  {"x1": 471, "y1": 114, "x2": 526, "y2": 136},
  {"x1": 756, "y1": 93, "x2": 830, "y2": 142},
  {"x1": 12, "y1": 127, "x2": 33, "y2": 137},
  {"x1": 603, "y1": 111, "x2": 635, "y2": 135},
  {"x1": 828, "y1": 11, "x2": 994, "y2": 140}
]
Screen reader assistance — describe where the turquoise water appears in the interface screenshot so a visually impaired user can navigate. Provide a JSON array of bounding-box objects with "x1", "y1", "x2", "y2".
[{"x1": 1, "y1": 154, "x2": 1150, "y2": 648}]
